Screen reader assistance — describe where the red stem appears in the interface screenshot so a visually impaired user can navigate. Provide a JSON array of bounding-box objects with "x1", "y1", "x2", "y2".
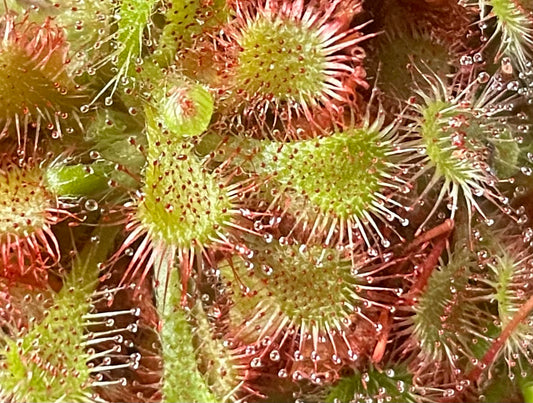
[
  {"x1": 402, "y1": 237, "x2": 447, "y2": 306},
  {"x1": 466, "y1": 294, "x2": 533, "y2": 383},
  {"x1": 405, "y1": 219, "x2": 454, "y2": 253}
]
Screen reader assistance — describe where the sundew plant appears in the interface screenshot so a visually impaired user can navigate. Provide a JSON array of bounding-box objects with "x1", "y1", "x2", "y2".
[{"x1": 4, "y1": 0, "x2": 533, "y2": 402}]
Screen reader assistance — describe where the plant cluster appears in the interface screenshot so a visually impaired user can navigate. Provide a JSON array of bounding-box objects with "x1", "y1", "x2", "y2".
[{"x1": 2, "y1": 0, "x2": 533, "y2": 402}]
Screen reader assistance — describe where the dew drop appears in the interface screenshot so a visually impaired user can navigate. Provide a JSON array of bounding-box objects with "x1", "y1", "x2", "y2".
[
  {"x1": 84, "y1": 199, "x2": 99, "y2": 211},
  {"x1": 477, "y1": 72, "x2": 490, "y2": 83},
  {"x1": 347, "y1": 350, "x2": 358, "y2": 361},
  {"x1": 261, "y1": 264, "x2": 273, "y2": 276},
  {"x1": 460, "y1": 55, "x2": 473, "y2": 66},
  {"x1": 472, "y1": 188, "x2": 484, "y2": 197},
  {"x1": 400, "y1": 185, "x2": 411, "y2": 194},
  {"x1": 521, "y1": 166, "x2": 532, "y2": 176},
  {"x1": 502, "y1": 57, "x2": 513, "y2": 74},
  {"x1": 292, "y1": 371, "x2": 303, "y2": 381},
  {"x1": 444, "y1": 389, "x2": 455, "y2": 398},
  {"x1": 507, "y1": 81, "x2": 520, "y2": 91},
  {"x1": 367, "y1": 248, "x2": 378, "y2": 257},
  {"x1": 245, "y1": 345, "x2": 256, "y2": 355},
  {"x1": 269, "y1": 350, "x2": 280, "y2": 362}
]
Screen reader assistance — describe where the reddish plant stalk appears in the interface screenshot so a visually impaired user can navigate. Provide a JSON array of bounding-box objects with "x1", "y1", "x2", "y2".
[
  {"x1": 402, "y1": 220, "x2": 454, "y2": 305},
  {"x1": 466, "y1": 294, "x2": 533, "y2": 384}
]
